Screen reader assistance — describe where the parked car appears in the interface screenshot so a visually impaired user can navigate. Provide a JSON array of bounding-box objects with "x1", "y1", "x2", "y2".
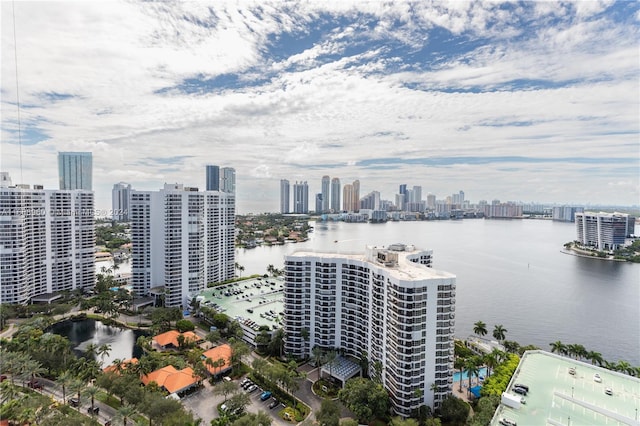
[
  {"x1": 499, "y1": 419, "x2": 517, "y2": 426},
  {"x1": 242, "y1": 381, "x2": 253, "y2": 390},
  {"x1": 268, "y1": 399, "x2": 279, "y2": 409},
  {"x1": 240, "y1": 378, "x2": 251, "y2": 386},
  {"x1": 260, "y1": 391, "x2": 272, "y2": 401},
  {"x1": 27, "y1": 380, "x2": 43, "y2": 390},
  {"x1": 593, "y1": 373, "x2": 602, "y2": 383},
  {"x1": 87, "y1": 406, "x2": 99, "y2": 415},
  {"x1": 513, "y1": 383, "x2": 529, "y2": 392},
  {"x1": 0, "y1": 375, "x2": 7, "y2": 382},
  {"x1": 69, "y1": 397, "x2": 79, "y2": 407},
  {"x1": 247, "y1": 384, "x2": 258, "y2": 393},
  {"x1": 605, "y1": 387, "x2": 613, "y2": 396},
  {"x1": 569, "y1": 367, "x2": 576, "y2": 375},
  {"x1": 513, "y1": 386, "x2": 527, "y2": 396}
]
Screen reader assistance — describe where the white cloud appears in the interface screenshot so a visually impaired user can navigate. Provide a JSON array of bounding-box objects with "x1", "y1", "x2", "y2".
[{"x1": 1, "y1": 1, "x2": 637, "y2": 213}]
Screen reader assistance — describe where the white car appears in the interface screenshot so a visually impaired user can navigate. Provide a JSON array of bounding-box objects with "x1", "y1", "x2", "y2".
[
  {"x1": 593, "y1": 373, "x2": 602, "y2": 383},
  {"x1": 605, "y1": 387, "x2": 613, "y2": 396}
]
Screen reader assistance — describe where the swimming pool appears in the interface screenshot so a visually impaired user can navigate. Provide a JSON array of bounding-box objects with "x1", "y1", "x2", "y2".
[{"x1": 453, "y1": 367, "x2": 488, "y2": 382}]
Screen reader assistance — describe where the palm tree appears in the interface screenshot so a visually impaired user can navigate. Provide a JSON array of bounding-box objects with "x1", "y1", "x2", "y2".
[
  {"x1": 454, "y1": 358, "x2": 465, "y2": 392},
  {"x1": 116, "y1": 405, "x2": 137, "y2": 426},
  {"x1": 325, "y1": 350, "x2": 338, "y2": 380},
  {"x1": 58, "y1": 370, "x2": 74, "y2": 404},
  {"x1": 84, "y1": 343, "x2": 99, "y2": 360},
  {"x1": 473, "y1": 321, "x2": 487, "y2": 338},
  {"x1": 84, "y1": 385, "x2": 100, "y2": 415},
  {"x1": 549, "y1": 341, "x2": 567, "y2": 356},
  {"x1": 615, "y1": 360, "x2": 634, "y2": 376},
  {"x1": 98, "y1": 344, "x2": 112, "y2": 364},
  {"x1": 484, "y1": 352, "x2": 498, "y2": 377},
  {"x1": 312, "y1": 346, "x2": 324, "y2": 369},
  {"x1": 492, "y1": 324, "x2": 507, "y2": 343},
  {"x1": 68, "y1": 379, "x2": 85, "y2": 410},
  {"x1": 586, "y1": 350, "x2": 604, "y2": 366},
  {"x1": 430, "y1": 382, "x2": 438, "y2": 407},
  {"x1": 371, "y1": 360, "x2": 383, "y2": 385},
  {"x1": 465, "y1": 358, "x2": 480, "y2": 392}
]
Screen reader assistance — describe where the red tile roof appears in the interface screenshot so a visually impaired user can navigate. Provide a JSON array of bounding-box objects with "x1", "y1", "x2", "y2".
[
  {"x1": 153, "y1": 330, "x2": 199, "y2": 348},
  {"x1": 202, "y1": 344, "x2": 232, "y2": 375},
  {"x1": 141, "y1": 365, "x2": 200, "y2": 394}
]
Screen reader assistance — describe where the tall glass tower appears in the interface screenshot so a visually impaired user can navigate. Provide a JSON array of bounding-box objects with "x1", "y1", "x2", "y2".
[
  {"x1": 58, "y1": 152, "x2": 92, "y2": 190},
  {"x1": 206, "y1": 165, "x2": 220, "y2": 191}
]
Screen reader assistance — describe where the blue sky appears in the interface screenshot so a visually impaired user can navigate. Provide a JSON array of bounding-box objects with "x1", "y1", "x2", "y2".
[{"x1": 1, "y1": 1, "x2": 638, "y2": 214}]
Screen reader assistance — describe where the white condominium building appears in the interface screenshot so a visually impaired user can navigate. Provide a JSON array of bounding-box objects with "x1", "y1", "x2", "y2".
[
  {"x1": 283, "y1": 244, "x2": 456, "y2": 415},
  {"x1": 575, "y1": 211, "x2": 633, "y2": 251},
  {"x1": 0, "y1": 178, "x2": 95, "y2": 304},
  {"x1": 131, "y1": 183, "x2": 235, "y2": 308}
]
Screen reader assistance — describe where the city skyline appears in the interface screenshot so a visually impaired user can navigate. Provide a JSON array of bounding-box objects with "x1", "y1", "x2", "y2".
[{"x1": 1, "y1": 2, "x2": 638, "y2": 214}]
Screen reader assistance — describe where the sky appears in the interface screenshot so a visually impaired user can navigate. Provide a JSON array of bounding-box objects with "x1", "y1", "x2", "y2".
[{"x1": 1, "y1": 1, "x2": 639, "y2": 215}]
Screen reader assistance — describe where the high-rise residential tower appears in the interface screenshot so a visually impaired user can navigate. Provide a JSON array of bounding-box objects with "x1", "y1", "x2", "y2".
[
  {"x1": 220, "y1": 167, "x2": 235, "y2": 194},
  {"x1": 206, "y1": 165, "x2": 220, "y2": 191},
  {"x1": 330, "y1": 178, "x2": 341, "y2": 212},
  {"x1": 342, "y1": 183, "x2": 354, "y2": 212},
  {"x1": 280, "y1": 180, "x2": 290, "y2": 214},
  {"x1": 0, "y1": 173, "x2": 95, "y2": 304},
  {"x1": 58, "y1": 152, "x2": 92, "y2": 190},
  {"x1": 112, "y1": 182, "x2": 132, "y2": 221},
  {"x1": 575, "y1": 212, "x2": 633, "y2": 250},
  {"x1": 283, "y1": 244, "x2": 456, "y2": 414},
  {"x1": 321, "y1": 175, "x2": 330, "y2": 213},
  {"x1": 293, "y1": 181, "x2": 309, "y2": 214},
  {"x1": 130, "y1": 183, "x2": 235, "y2": 308}
]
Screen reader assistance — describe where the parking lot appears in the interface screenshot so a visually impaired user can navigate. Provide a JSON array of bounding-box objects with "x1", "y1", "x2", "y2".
[{"x1": 181, "y1": 377, "x2": 291, "y2": 426}]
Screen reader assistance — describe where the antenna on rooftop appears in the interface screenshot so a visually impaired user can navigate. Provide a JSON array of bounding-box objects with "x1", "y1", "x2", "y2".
[{"x1": 11, "y1": 0, "x2": 24, "y2": 183}]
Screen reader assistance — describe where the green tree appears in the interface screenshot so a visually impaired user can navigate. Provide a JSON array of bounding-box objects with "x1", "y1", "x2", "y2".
[
  {"x1": 338, "y1": 377, "x2": 389, "y2": 423},
  {"x1": 325, "y1": 350, "x2": 338, "y2": 380},
  {"x1": 57, "y1": 370, "x2": 74, "y2": 404},
  {"x1": 214, "y1": 381, "x2": 240, "y2": 402},
  {"x1": 176, "y1": 319, "x2": 195, "y2": 333},
  {"x1": 84, "y1": 385, "x2": 100, "y2": 416},
  {"x1": 549, "y1": 341, "x2": 567, "y2": 356},
  {"x1": 390, "y1": 417, "x2": 419, "y2": 426},
  {"x1": 586, "y1": 350, "x2": 604, "y2": 366},
  {"x1": 226, "y1": 392, "x2": 251, "y2": 416},
  {"x1": 454, "y1": 358, "x2": 465, "y2": 392},
  {"x1": 473, "y1": 321, "x2": 487, "y2": 337},
  {"x1": 116, "y1": 404, "x2": 137, "y2": 426},
  {"x1": 268, "y1": 329, "x2": 285, "y2": 358},
  {"x1": 438, "y1": 395, "x2": 469, "y2": 424},
  {"x1": 316, "y1": 398, "x2": 341, "y2": 426},
  {"x1": 68, "y1": 378, "x2": 85, "y2": 410},
  {"x1": 464, "y1": 357, "x2": 480, "y2": 391},
  {"x1": 492, "y1": 324, "x2": 507, "y2": 343},
  {"x1": 231, "y1": 411, "x2": 272, "y2": 426},
  {"x1": 312, "y1": 346, "x2": 324, "y2": 368}
]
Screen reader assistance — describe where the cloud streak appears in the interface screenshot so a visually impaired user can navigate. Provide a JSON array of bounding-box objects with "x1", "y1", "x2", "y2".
[{"x1": 1, "y1": 1, "x2": 638, "y2": 213}]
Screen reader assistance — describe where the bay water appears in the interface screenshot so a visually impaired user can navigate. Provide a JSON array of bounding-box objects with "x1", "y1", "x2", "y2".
[{"x1": 236, "y1": 219, "x2": 640, "y2": 365}]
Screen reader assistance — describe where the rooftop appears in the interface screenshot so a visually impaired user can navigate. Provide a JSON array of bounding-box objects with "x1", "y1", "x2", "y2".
[
  {"x1": 141, "y1": 365, "x2": 199, "y2": 394},
  {"x1": 202, "y1": 344, "x2": 232, "y2": 375},
  {"x1": 153, "y1": 330, "x2": 200, "y2": 349},
  {"x1": 198, "y1": 277, "x2": 284, "y2": 329},
  {"x1": 491, "y1": 350, "x2": 640, "y2": 426},
  {"x1": 286, "y1": 244, "x2": 455, "y2": 282}
]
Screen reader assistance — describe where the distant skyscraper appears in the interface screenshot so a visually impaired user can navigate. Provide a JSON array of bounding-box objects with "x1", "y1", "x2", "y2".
[
  {"x1": 220, "y1": 167, "x2": 235, "y2": 194},
  {"x1": 280, "y1": 180, "x2": 290, "y2": 213},
  {"x1": 321, "y1": 175, "x2": 330, "y2": 213},
  {"x1": 130, "y1": 183, "x2": 235, "y2": 308},
  {"x1": 399, "y1": 184, "x2": 407, "y2": 195},
  {"x1": 206, "y1": 165, "x2": 220, "y2": 191},
  {"x1": 343, "y1": 183, "x2": 354, "y2": 212},
  {"x1": 1, "y1": 173, "x2": 95, "y2": 304},
  {"x1": 58, "y1": 152, "x2": 92, "y2": 190},
  {"x1": 575, "y1": 212, "x2": 633, "y2": 250},
  {"x1": 315, "y1": 193, "x2": 323, "y2": 213},
  {"x1": 112, "y1": 182, "x2": 132, "y2": 221},
  {"x1": 293, "y1": 181, "x2": 309, "y2": 214},
  {"x1": 352, "y1": 180, "x2": 360, "y2": 213},
  {"x1": 427, "y1": 193, "x2": 436, "y2": 209},
  {"x1": 330, "y1": 178, "x2": 341, "y2": 212}
]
